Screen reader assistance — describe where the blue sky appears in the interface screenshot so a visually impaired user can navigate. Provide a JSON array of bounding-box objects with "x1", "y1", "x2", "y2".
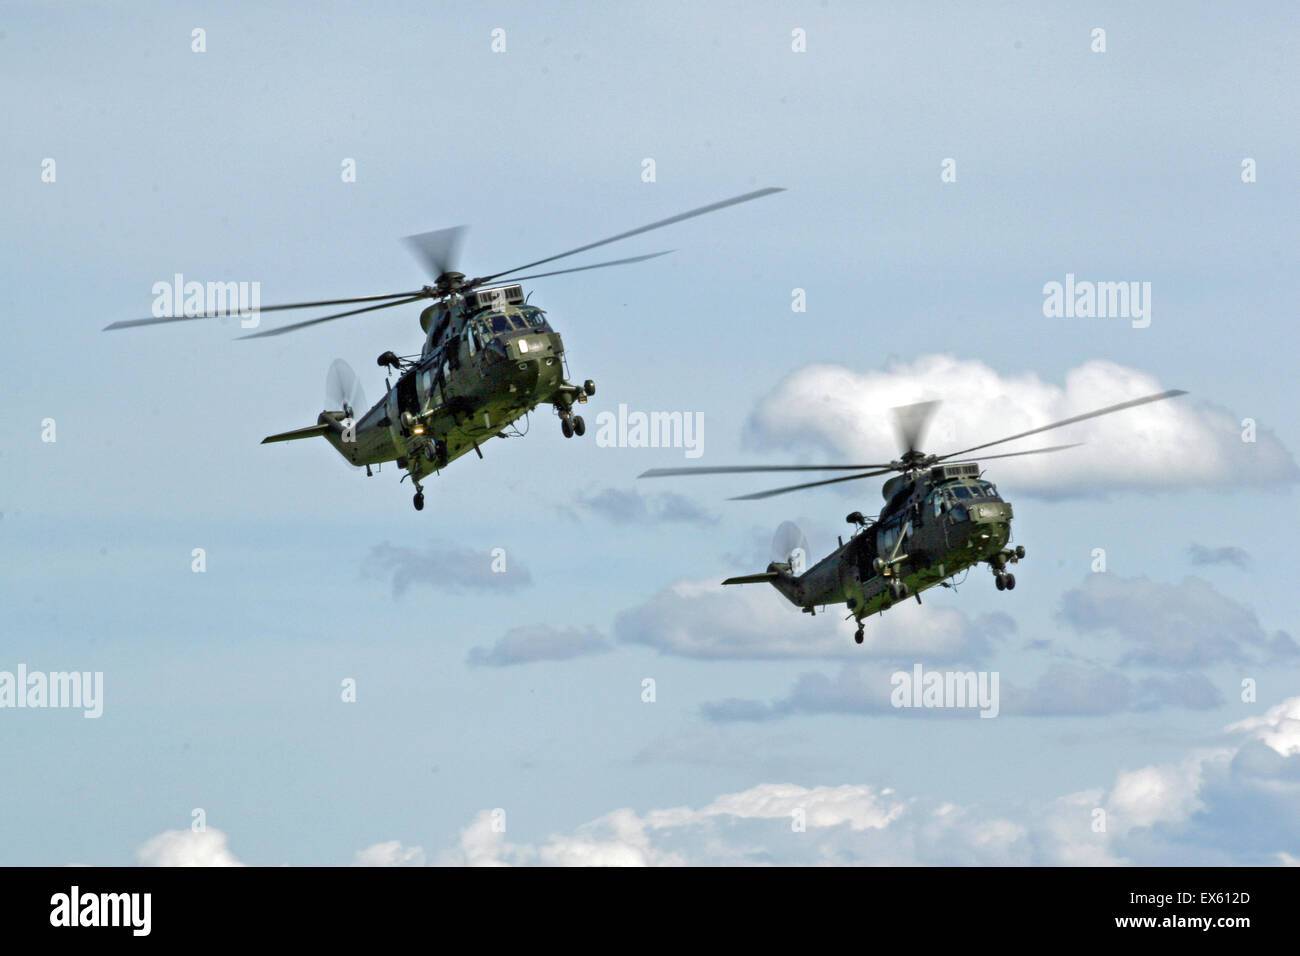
[{"x1": 2, "y1": 1, "x2": 1298, "y2": 865}]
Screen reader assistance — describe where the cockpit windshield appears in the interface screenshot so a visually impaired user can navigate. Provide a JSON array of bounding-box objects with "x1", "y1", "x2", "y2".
[
  {"x1": 946, "y1": 481, "x2": 1001, "y2": 501},
  {"x1": 517, "y1": 312, "x2": 548, "y2": 335},
  {"x1": 487, "y1": 308, "x2": 550, "y2": 334}
]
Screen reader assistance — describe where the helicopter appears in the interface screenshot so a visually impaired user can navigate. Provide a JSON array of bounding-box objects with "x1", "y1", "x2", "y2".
[
  {"x1": 638, "y1": 388, "x2": 1186, "y2": 644},
  {"x1": 105, "y1": 188, "x2": 783, "y2": 510}
]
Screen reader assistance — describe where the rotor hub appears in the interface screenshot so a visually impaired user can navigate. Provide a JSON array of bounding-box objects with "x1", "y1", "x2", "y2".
[
  {"x1": 896, "y1": 450, "x2": 934, "y2": 472},
  {"x1": 432, "y1": 272, "x2": 468, "y2": 297}
]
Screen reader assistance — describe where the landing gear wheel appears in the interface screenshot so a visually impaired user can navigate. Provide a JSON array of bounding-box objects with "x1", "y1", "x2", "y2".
[
  {"x1": 1003, "y1": 572, "x2": 1016, "y2": 590},
  {"x1": 995, "y1": 574, "x2": 1006, "y2": 591},
  {"x1": 572, "y1": 415, "x2": 586, "y2": 437},
  {"x1": 854, "y1": 626, "x2": 864, "y2": 645},
  {"x1": 561, "y1": 417, "x2": 574, "y2": 438},
  {"x1": 413, "y1": 492, "x2": 425, "y2": 511},
  {"x1": 583, "y1": 379, "x2": 596, "y2": 397},
  {"x1": 1015, "y1": 545, "x2": 1026, "y2": 560}
]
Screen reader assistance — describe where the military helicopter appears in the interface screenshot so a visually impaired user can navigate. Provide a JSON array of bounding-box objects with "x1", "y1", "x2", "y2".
[
  {"x1": 639, "y1": 388, "x2": 1185, "y2": 644},
  {"x1": 105, "y1": 188, "x2": 783, "y2": 510}
]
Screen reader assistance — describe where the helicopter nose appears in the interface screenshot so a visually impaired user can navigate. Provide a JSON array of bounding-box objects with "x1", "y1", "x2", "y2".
[
  {"x1": 969, "y1": 501, "x2": 1013, "y2": 524},
  {"x1": 509, "y1": 333, "x2": 557, "y2": 361}
]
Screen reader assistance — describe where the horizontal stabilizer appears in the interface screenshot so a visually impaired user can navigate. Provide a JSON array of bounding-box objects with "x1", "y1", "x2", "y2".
[
  {"x1": 262, "y1": 423, "x2": 332, "y2": 444},
  {"x1": 722, "y1": 571, "x2": 781, "y2": 586}
]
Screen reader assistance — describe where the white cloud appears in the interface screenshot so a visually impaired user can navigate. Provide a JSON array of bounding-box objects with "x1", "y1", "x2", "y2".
[
  {"x1": 433, "y1": 810, "x2": 532, "y2": 867},
  {"x1": 135, "y1": 828, "x2": 245, "y2": 867},
  {"x1": 694, "y1": 782, "x2": 904, "y2": 831},
  {"x1": 744, "y1": 356, "x2": 1296, "y2": 494},
  {"x1": 1058, "y1": 573, "x2": 1298, "y2": 668},
  {"x1": 616, "y1": 575, "x2": 1010, "y2": 661},
  {"x1": 704, "y1": 660, "x2": 1222, "y2": 723},
  {"x1": 1107, "y1": 760, "x2": 1209, "y2": 830},
  {"x1": 467, "y1": 625, "x2": 611, "y2": 667},
  {"x1": 130, "y1": 697, "x2": 1300, "y2": 866},
  {"x1": 353, "y1": 840, "x2": 426, "y2": 867},
  {"x1": 430, "y1": 697, "x2": 1300, "y2": 865},
  {"x1": 1228, "y1": 697, "x2": 1300, "y2": 756}
]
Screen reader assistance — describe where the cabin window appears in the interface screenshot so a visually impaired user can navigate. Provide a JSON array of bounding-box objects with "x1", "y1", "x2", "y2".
[
  {"x1": 932, "y1": 494, "x2": 944, "y2": 518},
  {"x1": 879, "y1": 521, "x2": 905, "y2": 555}
]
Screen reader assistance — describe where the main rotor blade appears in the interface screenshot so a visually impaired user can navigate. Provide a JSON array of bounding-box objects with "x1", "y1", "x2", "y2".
[
  {"x1": 943, "y1": 443, "x2": 1083, "y2": 464},
  {"x1": 729, "y1": 468, "x2": 896, "y2": 501},
  {"x1": 403, "y1": 226, "x2": 467, "y2": 280},
  {"x1": 506, "y1": 250, "x2": 674, "y2": 283},
  {"x1": 477, "y1": 187, "x2": 784, "y2": 285},
  {"x1": 103, "y1": 290, "x2": 427, "y2": 331},
  {"x1": 237, "y1": 295, "x2": 426, "y2": 340},
  {"x1": 892, "y1": 400, "x2": 940, "y2": 456},
  {"x1": 934, "y1": 389, "x2": 1187, "y2": 462},
  {"x1": 639, "y1": 462, "x2": 895, "y2": 479}
]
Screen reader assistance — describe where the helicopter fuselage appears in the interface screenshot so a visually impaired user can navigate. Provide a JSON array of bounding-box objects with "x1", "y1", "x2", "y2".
[
  {"x1": 309, "y1": 285, "x2": 591, "y2": 484},
  {"x1": 730, "y1": 465, "x2": 1021, "y2": 624}
]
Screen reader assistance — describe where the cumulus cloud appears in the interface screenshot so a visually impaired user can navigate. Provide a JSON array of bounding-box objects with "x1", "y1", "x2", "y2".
[
  {"x1": 703, "y1": 661, "x2": 1223, "y2": 723},
  {"x1": 574, "y1": 487, "x2": 717, "y2": 525},
  {"x1": 1188, "y1": 543, "x2": 1252, "y2": 570},
  {"x1": 436, "y1": 697, "x2": 1300, "y2": 865},
  {"x1": 138, "y1": 698, "x2": 1300, "y2": 866},
  {"x1": 466, "y1": 625, "x2": 611, "y2": 667},
  {"x1": 743, "y1": 356, "x2": 1297, "y2": 495},
  {"x1": 365, "y1": 541, "x2": 531, "y2": 597},
  {"x1": 136, "y1": 828, "x2": 245, "y2": 867},
  {"x1": 353, "y1": 840, "x2": 426, "y2": 866},
  {"x1": 1057, "y1": 573, "x2": 1297, "y2": 668},
  {"x1": 433, "y1": 810, "x2": 532, "y2": 867},
  {"x1": 614, "y1": 576, "x2": 1011, "y2": 661}
]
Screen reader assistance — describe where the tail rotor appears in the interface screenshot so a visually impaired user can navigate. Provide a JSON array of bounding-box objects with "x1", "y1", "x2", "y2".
[
  {"x1": 325, "y1": 358, "x2": 366, "y2": 421},
  {"x1": 324, "y1": 358, "x2": 368, "y2": 471},
  {"x1": 771, "y1": 520, "x2": 810, "y2": 576}
]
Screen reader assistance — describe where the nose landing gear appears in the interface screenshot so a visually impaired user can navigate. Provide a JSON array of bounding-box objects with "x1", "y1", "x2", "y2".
[
  {"x1": 560, "y1": 412, "x2": 586, "y2": 438},
  {"x1": 555, "y1": 380, "x2": 595, "y2": 438},
  {"x1": 989, "y1": 546, "x2": 1024, "y2": 590}
]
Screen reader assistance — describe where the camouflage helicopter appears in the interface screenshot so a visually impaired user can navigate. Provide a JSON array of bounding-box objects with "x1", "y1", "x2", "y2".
[
  {"x1": 639, "y1": 389, "x2": 1185, "y2": 644},
  {"x1": 105, "y1": 188, "x2": 783, "y2": 510}
]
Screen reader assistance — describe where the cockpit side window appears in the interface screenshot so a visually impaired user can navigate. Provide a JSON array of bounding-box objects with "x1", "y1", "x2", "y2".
[
  {"x1": 952, "y1": 485, "x2": 972, "y2": 499},
  {"x1": 490, "y1": 314, "x2": 509, "y2": 333}
]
